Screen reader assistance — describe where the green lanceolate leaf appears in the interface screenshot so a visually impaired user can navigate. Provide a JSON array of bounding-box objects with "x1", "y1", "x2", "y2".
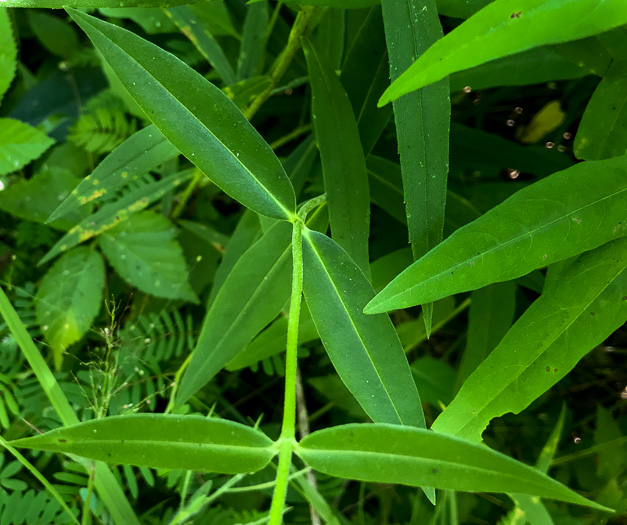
[
  {"x1": 432, "y1": 237, "x2": 627, "y2": 443},
  {"x1": 237, "y1": 0, "x2": 268, "y2": 81},
  {"x1": 4, "y1": 0, "x2": 213, "y2": 8},
  {"x1": 302, "y1": 230, "x2": 425, "y2": 427},
  {"x1": 48, "y1": 125, "x2": 179, "y2": 223},
  {"x1": 341, "y1": 7, "x2": 392, "y2": 157},
  {"x1": 176, "y1": 221, "x2": 293, "y2": 405},
  {"x1": 35, "y1": 247, "x2": 105, "y2": 366},
  {"x1": 381, "y1": 0, "x2": 450, "y2": 335},
  {"x1": 41, "y1": 170, "x2": 194, "y2": 265},
  {"x1": 166, "y1": 6, "x2": 236, "y2": 86},
  {"x1": 0, "y1": 9, "x2": 17, "y2": 104},
  {"x1": 295, "y1": 423, "x2": 608, "y2": 510},
  {"x1": 0, "y1": 119, "x2": 55, "y2": 176},
  {"x1": 366, "y1": 155, "x2": 627, "y2": 314},
  {"x1": 380, "y1": 0, "x2": 627, "y2": 105},
  {"x1": 10, "y1": 415, "x2": 276, "y2": 474},
  {"x1": 67, "y1": 9, "x2": 296, "y2": 220},
  {"x1": 304, "y1": 38, "x2": 370, "y2": 276},
  {"x1": 99, "y1": 211, "x2": 198, "y2": 303},
  {"x1": 574, "y1": 59, "x2": 627, "y2": 161}
]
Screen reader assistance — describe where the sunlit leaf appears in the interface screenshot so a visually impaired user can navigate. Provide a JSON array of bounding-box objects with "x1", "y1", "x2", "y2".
[{"x1": 0, "y1": 119, "x2": 54, "y2": 176}]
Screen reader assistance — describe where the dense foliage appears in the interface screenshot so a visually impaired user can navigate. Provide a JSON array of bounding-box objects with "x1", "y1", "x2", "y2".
[{"x1": 0, "y1": 0, "x2": 626, "y2": 524}]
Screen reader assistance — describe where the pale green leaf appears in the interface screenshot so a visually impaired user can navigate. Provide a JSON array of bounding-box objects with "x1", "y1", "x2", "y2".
[
  {"x1": 302, "y1": 230, "x2": 425, "y2": 427},
  {"x1": 0, "y1": 118, "x2": 54, "y2": 176},
  {"x1": 10, "y1": 415, "x2": 276, "y2": 474},
  {"x1": 0, "y1": 9, "x2": 17, "y2": 104},
  {"x1": 432, "y1": 237, "x2": 627, "y2": 442},
  {"x1": 304, "y1": 37, "x2": 370, "y2": 276},
  {"x1": 48, "y1": 125, "x2": 179, "y2": 223},
  {"x1": 380, "y1": 0, "x2": 627, "y2": 105},
  {"x1": 366, "y1": 156, "x2": 627, "y2": 313},
  {"x1": 41, "y1": 170, "x2": 194, "y2": 265},
  {"x1": 296, "y1": 423, "x2": 608, "y2": 510},
  {"x1": 575, "y1": 59, "x2": 627, "y2": 161},
  {"x1": 36, "y1": 248, "x2": 105, "y2": 358},
  {"x1": 99, "y1": 211, "x2": 198, "y2": 303},
  {"x1": 67, "y1": 9, "x2": 296, "y2": 220}
]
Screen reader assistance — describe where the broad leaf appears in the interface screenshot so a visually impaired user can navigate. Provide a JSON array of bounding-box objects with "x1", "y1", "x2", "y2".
[
  {"x1": 0, "y1": 9, "x2": 17, "y2": 104},
  {"x1": 10, "y1": 415, "x2": 276, "y2": 474},
  {"x1": 432, "y1": 237, "x2": 627, "y2": 442},
  {"x1": 36, "y1": 248, "x2": 105, "y2": 367},
  {"x1": 67, "y1": 9, "x2": 296, "y2": 220},
  {"x1": 0, "y1": 119, "x2": 54, "y2": 176},
  {"x1": 574, "y1": 59, "x2": 627, "y2": 161},
  {"x1": 295, "y1": 423, "x2": 607, "y2": 510},
  {"x1": 99, "y1": 211, "x2": 198, "y2": 303},
  {"x1": 41, "y1": 170, "x2": 194, "y2": 265},
  {"x1": 165, "y1": 6, "x2": 236, "y2": 86},
  {"x1": 304, "y1": 38, "x2": 370, "y2": 276},
  {"x1": 381, "y1": 0, "x2": 450, "y2": 333},
  {"x1": 366, "y1": 156, "x2": 627, "y2": 313},
  {"x1": 48, "y1": 125, "x2": 179, "y2": 223},
  {"x1": 380, "y1": 0, "x2": 627, "y2": 104},
  {"x1": 302, "y1": 230, "x2": 425, "y2": 427}
]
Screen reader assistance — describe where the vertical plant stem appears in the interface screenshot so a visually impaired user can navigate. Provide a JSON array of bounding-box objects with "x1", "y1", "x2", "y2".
[
  {"x1": 268, "y1": 219, "x2": 304, "y2": 524},
  {"x1": 244, "y1": 7, "x2": 317, "y2": 121}
]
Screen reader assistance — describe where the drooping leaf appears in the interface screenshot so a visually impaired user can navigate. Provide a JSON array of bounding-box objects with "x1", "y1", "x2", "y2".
[
  {"x1": 41, "y1": 170, "x2": 194, "y2": 265},
  {"x1": 296, "y1": 423, "x2": 608, "y2": 510},
  {"x1": 366, "y1": 156, "x2": 627, "y2": 314},
  {"x1": 67, "y1": 9, "x2": 296, "y2": 220},
  {"x1": 165, "y1": 6, "x2": 237, "y2": 86},
  {"x1": 341, "y1": 7, "x2": 392, "y2": 157},
  {"x1": 0, "y1": 9, "x2": 17, "y2": 104},
  {"x1": 35, "y1": 248, "x2": 105, "y2": 367},
  {"x1": 574, "y1": 59, "x2": 627, "y2": 161},
  {"x1": 304, "y1": 37, "x2": 370, "y2": 276},
  {"x1": 99, "y1": 211, "x2": 198, "y2": 303},
  {"x1": 10, "y1": 415, "x2": 276, "y2": 474},
  {"x1": 48, "y1": 125, "x2": 179, "y2": 223},
  {"x1": 380, "y1": 0, "x2": 627, "y2": 105},
  {"x1": 432, "y1": 237, "x2": 627, "y2": 442},
  {"x1": 302, "y1": 229, "x2": 425, "y2": 427},
  {"x1": 381, "y1": 0, "x2": 450, "y2": 334},
  {"x1": 0, "y1": 119, "x2": 55, "y2": 176}
]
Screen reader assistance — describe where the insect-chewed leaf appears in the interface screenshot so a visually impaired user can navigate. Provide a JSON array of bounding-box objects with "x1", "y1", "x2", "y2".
[
  {"x1": 366, "y1": 155, "x2": 627, "y2": 314},
  {"x1": 10, "y1": 415, "x2": 276, "y2": 474},
  {"x1": 302, "y1": 230, "x2": 425, "y2": 427},
  {"x1": 433, "y1": 237, "x2": 627, "y2": 442},
  {"x1": 380, "y1": 0, "x2": 627, "y2": 105},
  {"x1": 66, "y1": 9, "x2": 296, "y2": 220},
  {"x1": 295, "y1": 423, "x2": 609, "y2": 511}
]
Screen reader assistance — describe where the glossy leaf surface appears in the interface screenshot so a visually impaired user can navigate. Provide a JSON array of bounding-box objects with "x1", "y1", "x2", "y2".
[
  {"x1": 67, "y1": 9, "x2": 296, "y2": 220},
  {"x1": 380, "y1": 0, "x2": 627, "y2": 104},
  {"x1": 433, "y1": 237, "x2": 627, "y2": 442},
  {"x1": 99, "y1": 211, "x2": 198, "y2": 303},
  {"x1": 574, "y1": 59, "x2": 627, "y2": 161},
  {"x1": 304, "y1": 38, "x2": 370, "y2": 275},
  {"x1": 302, "y1": 230, "x2": 425, "y2": 427},
  {"x1": 367, "y1": 156, "x2": 627, "y2": 313},
  {"x1": 11, "y1": 415, "x2": 275, "y2": 474},
  {"x1": 296, "y1": 423, "x2": 607, "y2": 510}
]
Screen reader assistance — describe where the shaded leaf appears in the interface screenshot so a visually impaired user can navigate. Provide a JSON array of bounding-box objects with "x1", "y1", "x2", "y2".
[
  {"x1": 237, "y1": 0, "x2": 268, "y2": 81},
  {"x1": 99, "y1": 211, "x2": 198, "y2": 303},
  {"x1": 432, "y1": 237, "x2": 627, "y2": 442},
  {"x1": 10, "y1": 415, "x2": 276, "y2": 474},
  {"x1": 0, "y1": 9, "x2": 17, "y2": 104},
  {"x1": 0, "y1": 119, "x2": 54, "y2": 176},
  {"x1": 380, "y1": 0, "x2": 627, "y2": 104},
  {"x1": 67, "y1": 9, "x2": 296, "y2": 220},
  {"x1": 302, "y1": 229, "x2": 425, "y2": 427},
  {"x1": 296, "y1": 423, "x2": 608, "y2": 510},
  {"x1": 367, "y1": 156, "x2": 627, "y2": 313}
]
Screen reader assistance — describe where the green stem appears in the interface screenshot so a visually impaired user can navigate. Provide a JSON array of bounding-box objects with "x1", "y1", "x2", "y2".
[
  {"x1": 269, "y1": 124, "x2": 312, "y2": 150},
  {"x1": 244, "y1": 7, "x2": 317, "y2": 121},
  {"x1": 171, "y1": 169, "x2": 204, "y2": 220},
  {"x1": 268, "y1": 219, "x2": 304, "y2": 524}
]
